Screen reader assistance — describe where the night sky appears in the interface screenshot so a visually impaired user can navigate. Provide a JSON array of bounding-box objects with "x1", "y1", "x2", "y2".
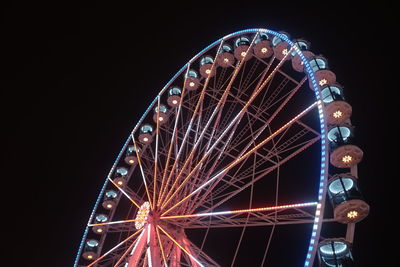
[{"x1": 3, "y1": 3, "x2": 390, "y2": 267}]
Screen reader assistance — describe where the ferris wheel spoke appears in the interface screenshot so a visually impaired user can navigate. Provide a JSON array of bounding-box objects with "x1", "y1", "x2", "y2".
[
  {"x1": 107, "y1": 178, "x2": 141, "y2": 209},
  {"x1": 155, "y1": 225, "x2": 168, "y2": 267},
  {"x1": 161, "y1": 101, "x2": 317, "y2": 216},
  {"x1": 160, "y1": 202, "x2": 317, "y2": 220},
  {"x1": 86, "y1": 228, "x2": 143, "y2": 267},
  {"x1": 157, "y1": 225, "x2": 205, "y2": 267},
  {"x1": 152, "y1": 96, "x2": 162, "y2": 206},
  {"x1": 132, "y1": 135, "x2": 153, "y2": 209},
  {"x1": 174, "y1": 204, "x2": 321, "y2": 229}
]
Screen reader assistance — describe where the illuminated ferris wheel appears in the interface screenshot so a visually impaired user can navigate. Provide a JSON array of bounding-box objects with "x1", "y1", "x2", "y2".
[{"x1": 74, "y1": 28, "x2": 369, "y2": 267}]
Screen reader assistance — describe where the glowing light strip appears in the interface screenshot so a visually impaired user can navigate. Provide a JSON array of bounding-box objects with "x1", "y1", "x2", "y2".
[
  {"x1": 155, "y1": 226, "x2": 168, "y2": 267},
  {"x1": 132, "y1": 135, "x2": 153, "y2": 209},
  {"x1": 157, "y1": 225, "x2": 205, "y2": 267},
  {"x1": 160, "y1": 202, "x2": 318, "y2": 219},
  {"x1": 108, "y1": 177, "x2": 141, "y2": 209},
  {"x1": 161, "y1": 101, "x2": 317, "y2": 216},
  {"x1": 153, "y1": 96, "x2": 161, "y2": 206},
  {"x1": 88, "y1": 218, "x2": 140, "y2": 227},
  {"x1": 87, "y1": 228, "x2": 142, "y2": 267}
]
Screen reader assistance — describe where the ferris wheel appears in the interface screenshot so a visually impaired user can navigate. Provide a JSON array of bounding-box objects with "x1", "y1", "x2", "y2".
[{"x1": 74, "y1": 28, "x2": 369, "y2": 267}]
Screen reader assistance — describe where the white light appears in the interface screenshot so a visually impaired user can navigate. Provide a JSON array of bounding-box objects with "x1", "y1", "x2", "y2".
[
  {"x1": 223, "y1": 57, "x2": 229, "y2": 63},
  {"x1": 172, "y1": 99, "x2": 178, "y2": 105},
  {"x1": 205, "y1": 69, "x2": 211, "y2": 74},
  {"x1": 240, "y1": 51, "x2": 247, "y2": 57},
  {"x1": 189, "y1": 81, "x2": 195, "y2": 87},
  {"x1": 261, "y1": 47, "x2": 268, "y2": 53},
  {"x1": 158, "y1": 117, "x2": 164, "y2": 121},
  {"x1": 143, "y1": 137, "x2": 149, "y2": 142}
]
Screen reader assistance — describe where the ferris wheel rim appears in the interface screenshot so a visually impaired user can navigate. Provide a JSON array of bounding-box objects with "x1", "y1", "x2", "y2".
[{"x1": 74, "y1": 28, "x2": 331, "y2": 267}]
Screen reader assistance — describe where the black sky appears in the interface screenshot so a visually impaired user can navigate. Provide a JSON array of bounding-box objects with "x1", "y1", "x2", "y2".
[{"x1": 2, "y1": 3, "x2": 390, "y2": 267}]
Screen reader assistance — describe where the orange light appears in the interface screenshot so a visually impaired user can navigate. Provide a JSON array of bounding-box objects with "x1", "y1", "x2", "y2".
[
  {"x1": 333, "y1": 110, "x2": 343, "y2": 118},
  {"x1": 261, "y1": 47, "x2": 268, "y2": 53},
  {"x1": 342, "y1": 155, "x2": 353, "y2": 163},
  {"x1": 319, "y1": 78, "x2": 328, "y2": 86},
  {"x1": 160, "y1": 202, "x2": 318, "y2": 219},
  {"x1": 347, "y1": 210, "x2": 358, "y2": 219}
]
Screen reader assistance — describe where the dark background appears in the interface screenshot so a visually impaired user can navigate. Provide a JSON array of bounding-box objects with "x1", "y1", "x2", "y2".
[{"x1": 2, "y1": 3, "x2": 390, "y2": 267}]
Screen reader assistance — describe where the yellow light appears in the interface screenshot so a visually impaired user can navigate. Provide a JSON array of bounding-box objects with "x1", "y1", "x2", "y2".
[
  {"x1": 106, "y1": 204, "x2": 113, "y2": 209},
  {"x1": 135, "y1": 201, "x2": 151, "y2": 230},
  {"x1": 319, "y1": 78, "x2": 328, "y2": 86},
  {"x1": 129, "y1": 159, "x2": 135, "y2": 164},
  {"x1": 347, "y1": 210, "x2": 358, "y2": 219},
  {"x1": 205, "y1": 69, "x2": 211, "y2": 74},
  {"x1": 143, "y1": 137, "x2": 149, "y2": 142},
  {"x1": 240, "y1": 51, "x2": 247, "y2": 57},
  {"x1": 117, "y1": 180, "x2": 123, "y2": 185},
  {"x1": 261, "y1": 47, "x2": 268, "y2": 53},
  {"x1": 223, "y1": 57, "x2": 229, "y2": 63},
  {"x1": 96, "y1": 228, "x2": 103, "y2": 233},
  {"x1": 189, "y1": 81, "x2": 195, "y2": 87},
  {"x1": 333, "y1": 110, "x2": 343, "y2": 118},
  {"x1": 87, "y1": 255, "x2": 93, "y2": 259},
  {"x1": 282, "y1": 48, "x2": 288, "y2": 55},
  {"x1": 342, "y1": 155, "x2": 353, "y2": 163},
  {"x1": 172, "y1": 99, "x2": 178, "y2": 105}
]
